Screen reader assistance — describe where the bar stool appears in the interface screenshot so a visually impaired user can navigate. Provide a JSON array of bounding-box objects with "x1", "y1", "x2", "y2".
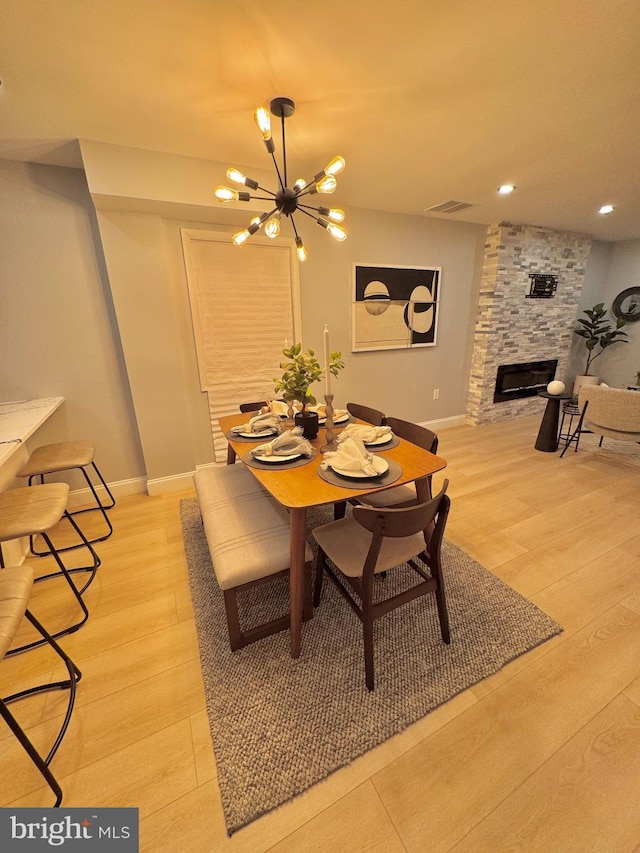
[
  {"x1": 0, "y1": 484, "x2": 100, "y2": 650},
  {"x1": 17, "y1": 441, "x2": 115, "y2": 555},
  {"x1": 0, "y1": 564, "x2": 82, "y2": 806}
]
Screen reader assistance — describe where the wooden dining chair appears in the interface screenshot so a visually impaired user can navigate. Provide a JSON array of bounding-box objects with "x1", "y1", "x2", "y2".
[
  {"x1": 346, "y1": 402, "x2": 386, "y2": 426},
  {"x1": 333, "y1": 416, "x2": 440, "y2": 522},
  {"x1": 313, "y1": 480, "x2": 450, "y2": 690},
  {"x1": 239, "y1": 401, "x2": 268, "y2": 414},
  {"x1": 359, "y1": 416, "x2": 439, "y2": 508}
]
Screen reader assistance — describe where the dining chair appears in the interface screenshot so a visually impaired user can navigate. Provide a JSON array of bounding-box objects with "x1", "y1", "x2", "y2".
[
  {"x1": 333, "y1": 416, "x2": 440, "y2": 522},
  {"x1": 313, "y1": 480, "x2": 451, "y2": 690},
  {"x1": 239, "y1": 401, "x2": 268, "y2": 414},
  {"x1": 0, "y1": 564, "x2": 82, "y2": 806},
  {"x1": 358, "y1": 416, "x2": 439, "y2": 508},
  {"x1": 345, "y1": 402, "x2": 386, "y2": 426}
]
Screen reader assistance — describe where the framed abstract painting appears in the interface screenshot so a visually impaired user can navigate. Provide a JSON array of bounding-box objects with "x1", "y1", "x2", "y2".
[{"x1": 351, "y1": 264, "x2": 441, "y2": 352}]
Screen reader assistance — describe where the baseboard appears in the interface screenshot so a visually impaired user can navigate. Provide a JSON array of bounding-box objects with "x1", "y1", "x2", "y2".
[
  {"x1": 146, "y1": 471, "x2": 197, "y2": 496},
  {"x1": 419, "y1": 414, "x2": 468, "y2": 431},
  {"x1": 67, "y1": 476, "x2": 147, "y2": 509}
]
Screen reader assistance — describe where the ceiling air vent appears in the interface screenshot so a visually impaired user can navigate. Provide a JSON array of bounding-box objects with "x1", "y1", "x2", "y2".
[{"x1": 424, "y1": 200, "x2": 475, "y2": 214}]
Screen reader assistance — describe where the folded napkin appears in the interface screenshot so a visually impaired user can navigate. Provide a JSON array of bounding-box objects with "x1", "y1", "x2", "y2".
[
  {"x1": 321, "y1": 436, "x2": 379, "y2": 476},
  {"x1": 337, "y1": 423, "x2": 393, "y2": 444},
  {"x1": 231, "y1": 413, "x2": 281, "y2": 435},
  {"x1": 263, "y1": 400, "x2": 302, "y2": 417},
  {"x1": 250, "y1": 427, "x2": 315, "y2": 458}
]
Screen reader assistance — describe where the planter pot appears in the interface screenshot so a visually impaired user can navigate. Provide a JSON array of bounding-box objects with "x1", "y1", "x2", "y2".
[
  {"x1": 573, "y1": 374, "x2": 599, "y2": 395},
  {"x1": 294, "y1": 410, "x2": 319, "y2": 440}
]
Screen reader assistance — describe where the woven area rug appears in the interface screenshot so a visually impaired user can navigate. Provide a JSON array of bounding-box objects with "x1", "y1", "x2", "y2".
[
  {"x1": 180, "y1": 498, "x2": 562, "y2": 835},
  {"x1": 574, "y1": 433, "x2": 640, "y2": 467}
]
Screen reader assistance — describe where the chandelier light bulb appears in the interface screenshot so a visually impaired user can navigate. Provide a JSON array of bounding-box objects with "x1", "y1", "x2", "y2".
[
  {"x1": 226, "y1": 168, "x2": 259, "y2": 190},
  {"x1": 294, "y1": 178, "x2": 307, "y2": 192},
  {"x1": 324, "y1": 155, "x2": 345, "y2": 176},
  {"x1": 265, "y1": 213, "x2": 281, "y2": 239},
  {"x1": 326, "y1": 222, "x2": 347, "y2": 242},
  {"x1": 319, "y1": 206, "x2": 345, "y2": 223},
  {"x1": 296, "y1": 238, "x2": 308, "y2": 262},
  {"x1": 316, "y1": 175, "x2": 337, "y2": 194},
  {"x1": 254, "y1": 106, "x2": 271, "y2": 140},
  {"x1": 214, "y1": 185, "x2": 239, "y2": 202},
  {"x1": 232, "y1": 229, "x2": 251, "y2": 246}
]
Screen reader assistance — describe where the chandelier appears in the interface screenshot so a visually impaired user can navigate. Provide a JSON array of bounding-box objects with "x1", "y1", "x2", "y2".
[{"x1": 214, "y1": 97, "x2": 347, "y2": 262}]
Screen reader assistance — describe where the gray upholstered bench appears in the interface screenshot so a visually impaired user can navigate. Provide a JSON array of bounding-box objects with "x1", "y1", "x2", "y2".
[{"x1": 193, "y1": 464, "x2": 313, "y2": 650}]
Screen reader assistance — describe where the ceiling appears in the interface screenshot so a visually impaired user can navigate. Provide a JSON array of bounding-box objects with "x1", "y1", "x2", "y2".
[{"x1": 1, "y1": 0, "x2": 639, "y2": 241}]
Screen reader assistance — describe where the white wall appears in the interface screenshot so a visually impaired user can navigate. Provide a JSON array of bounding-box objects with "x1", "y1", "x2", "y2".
[{"x1": 0, "y1": 159, "x2": 145, "y2": 489}]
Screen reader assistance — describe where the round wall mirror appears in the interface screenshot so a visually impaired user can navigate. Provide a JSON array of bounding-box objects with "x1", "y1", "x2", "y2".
[{"x1": 612, "y1": 287, "x2": 640, "y2": 322}]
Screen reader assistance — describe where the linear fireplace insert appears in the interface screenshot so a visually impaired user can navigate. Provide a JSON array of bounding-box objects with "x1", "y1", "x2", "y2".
[{"x1": 493, "y1": 359, "x2": 558, "y2": 403}]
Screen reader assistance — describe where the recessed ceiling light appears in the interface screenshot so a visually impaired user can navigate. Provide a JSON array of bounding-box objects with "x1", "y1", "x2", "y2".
[
  {"x1": 598, "y1": 204, "x2": 614, "y2": 215},
  {"x1": 497, "y1": 184, "x2": 515, "y2": 195}
]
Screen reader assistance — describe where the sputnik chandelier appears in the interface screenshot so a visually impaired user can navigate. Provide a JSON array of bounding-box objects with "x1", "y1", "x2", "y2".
[{"x1": 214, "y1": 97, "x2": 347, "y2": 262}]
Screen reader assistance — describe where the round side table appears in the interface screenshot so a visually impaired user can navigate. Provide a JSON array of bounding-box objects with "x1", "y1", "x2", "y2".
[{"x1": 535, "y1": 390, "x2": 574, "y2": 452}]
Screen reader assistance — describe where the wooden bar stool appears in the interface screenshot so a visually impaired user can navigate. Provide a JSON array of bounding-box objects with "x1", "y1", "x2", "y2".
[
  {"x1": 17, "y1": 441, "x2": 115, "y2": 555},
  {"x1": 0, "y1": 564, "x2": 82, "y2": 806},
  {"x1": 0, "y1": 484, "x2": 100, "y2": 650}
]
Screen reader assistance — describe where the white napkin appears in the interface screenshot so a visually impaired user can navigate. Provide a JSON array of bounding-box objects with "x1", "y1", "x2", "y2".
[
  {"x1": 250, "y1": 427, "x2": 314, "y2": 458},
  {"x1": 321, "y1": 436, "x2": 379, "y2": 475},
  {"x1": 337, "y1": 423, "x2": 392, "y2": 444},
  {"x1": 263, "y1": 400, "x2": 302, "y2": 416},
  {"x1": 231, "y1": 413, "x2": 281, "y2": 435}
]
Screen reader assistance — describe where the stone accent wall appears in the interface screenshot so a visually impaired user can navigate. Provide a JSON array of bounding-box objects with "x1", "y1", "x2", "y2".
[{"x1": 467, "y1": 223, "x2": 592, "y2": 425}]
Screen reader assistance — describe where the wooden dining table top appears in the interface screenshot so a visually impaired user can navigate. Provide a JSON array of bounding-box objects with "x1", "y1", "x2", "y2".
[{"x1": 218, "y1": 412, "x2": 448, "y2": 509}]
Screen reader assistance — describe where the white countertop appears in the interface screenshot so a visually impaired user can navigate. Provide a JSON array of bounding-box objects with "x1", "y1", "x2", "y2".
[{"x1": 0, "y1": 397, "x2": 65, "y2": 467}]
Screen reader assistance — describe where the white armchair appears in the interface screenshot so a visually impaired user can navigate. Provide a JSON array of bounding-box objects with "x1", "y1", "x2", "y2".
[{"x1": 560, "y1": 385, "x2": 640, "y2": 456}]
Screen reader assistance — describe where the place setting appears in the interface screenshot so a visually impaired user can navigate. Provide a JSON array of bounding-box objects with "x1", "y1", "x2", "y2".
[
  {"x1": 318, "y1": 433, "x2": 402, "y2": 488},
  {"x1": 333, "y1": 421, "x2": 400, "y2": 450},
  {"x1": 224, "y1": 412, "x2": 283, "y2": 443},
  {"x1": 242, "y1": 426, "x2": 318, "y2": 470},
  {"x1": 308, "y1": 403, "x2": 351, "y2": 426}
]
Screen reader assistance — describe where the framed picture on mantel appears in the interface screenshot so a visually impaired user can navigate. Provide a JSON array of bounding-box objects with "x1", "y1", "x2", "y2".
[{"x1": 351, "y1": 263, "x2": 440, "y2": 352}]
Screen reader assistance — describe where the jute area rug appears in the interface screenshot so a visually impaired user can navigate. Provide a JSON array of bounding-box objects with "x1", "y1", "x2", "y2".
[
  {"x1": 572, "y1": 433, "x2": 640, "y2": 467},
  {"x1": 180, "y1": 498, "x2": 562, "y2": 835}
]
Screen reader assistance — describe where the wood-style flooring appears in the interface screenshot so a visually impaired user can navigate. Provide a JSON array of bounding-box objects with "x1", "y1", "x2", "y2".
[{"x1": 2, "y1": 414, "x2": 640, "y2": 851}]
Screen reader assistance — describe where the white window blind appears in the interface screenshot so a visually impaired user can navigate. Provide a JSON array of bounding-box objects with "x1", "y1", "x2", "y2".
[{"x1": 181, "y1": 231, "x2": 299, "y2": 461}]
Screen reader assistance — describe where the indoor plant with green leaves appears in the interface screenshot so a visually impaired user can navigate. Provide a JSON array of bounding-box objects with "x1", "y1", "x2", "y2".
[
  {"x1": 572, "y1": 302, "x2": 628, "y2": 390},
  {"x1": 274, "y1": 343, "x2": 344, "y2": 437}
]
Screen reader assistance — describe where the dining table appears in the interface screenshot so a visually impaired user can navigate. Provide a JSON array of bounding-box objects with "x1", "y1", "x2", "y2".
[{"x1": 217, "y1": 412, "x2": 448, "y2": 659}]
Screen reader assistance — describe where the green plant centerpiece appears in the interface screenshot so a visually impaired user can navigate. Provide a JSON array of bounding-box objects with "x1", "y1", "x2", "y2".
[
  {"x1": 274, "y1": 343, "x2": 345, "y2": 411},
  {"x1": 573, "y1": 302, "x2": 628, "y2": 375}
]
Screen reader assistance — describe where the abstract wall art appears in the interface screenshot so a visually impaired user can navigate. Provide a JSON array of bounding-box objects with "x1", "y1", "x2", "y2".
[{"x1": 352, "y1": 264, "x2": 441, "y2": 352}]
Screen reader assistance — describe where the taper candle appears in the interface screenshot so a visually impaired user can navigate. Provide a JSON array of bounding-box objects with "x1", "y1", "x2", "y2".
[{"x1": 323, "y1": 325, "x2": 331, "y2": 395}]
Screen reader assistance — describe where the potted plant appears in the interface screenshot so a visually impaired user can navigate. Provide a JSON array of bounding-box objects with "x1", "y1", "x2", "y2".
[
  {"x1": 572, "y1": 302, "x2": 628, "y2": 393},
  {"x1": 273, "y1": 343, "x2": 344, "y2": 438}
]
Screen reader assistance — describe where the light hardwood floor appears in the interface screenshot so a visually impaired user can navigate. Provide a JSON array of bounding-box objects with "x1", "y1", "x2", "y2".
[{"x1": 2, "y1": 414, "x2": 640, "y2": 852}]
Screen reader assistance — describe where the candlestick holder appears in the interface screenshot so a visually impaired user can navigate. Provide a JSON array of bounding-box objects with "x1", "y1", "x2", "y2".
[{"x1": 319, "y1": 394, "x2": 339, "y2": 454}]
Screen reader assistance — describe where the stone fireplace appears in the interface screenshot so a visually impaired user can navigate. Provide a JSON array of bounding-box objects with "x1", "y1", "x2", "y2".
[{"x1": 467, "y1": 223, "x2": 592, "y2": 425}]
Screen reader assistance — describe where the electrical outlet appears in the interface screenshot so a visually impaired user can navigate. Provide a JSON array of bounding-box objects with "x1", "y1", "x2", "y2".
[{"x1": 433, "y1": 388, "x2": 440, "y2": 400}]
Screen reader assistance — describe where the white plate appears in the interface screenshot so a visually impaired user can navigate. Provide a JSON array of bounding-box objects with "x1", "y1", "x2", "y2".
[
  {"x1": 331, "y1": 455, "x2": 389, "y2": 479},
  {"x1": 253, "y1": 453, "x2": 302, "y2": 463},
  {"x1": 318, "y1": 411, "x2": 350, "y2": 425},
  {"x1": 237, "y1": 429, "x2": 278, "y2": 439},
  {"x1": 364, "y1": 434, "x2": 393, "y2": 447}
]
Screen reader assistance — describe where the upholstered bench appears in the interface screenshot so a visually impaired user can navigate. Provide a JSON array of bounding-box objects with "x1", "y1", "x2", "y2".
[{"x1": 193, "y1": 464, "x2": 313, "y2": 650}]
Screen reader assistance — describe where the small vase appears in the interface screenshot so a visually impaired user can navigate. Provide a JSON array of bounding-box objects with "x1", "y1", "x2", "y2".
[{"x1": 294, "y1": 410, "x2": 319, "y2": 440}]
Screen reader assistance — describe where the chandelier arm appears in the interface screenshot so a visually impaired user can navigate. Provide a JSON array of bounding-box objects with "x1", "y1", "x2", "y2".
[
  {"x1": 293, "y1": 183, "x2": 318, "y2": 199},
  {"x1": 280, "y1": 113, "x2": 289, "y2": 189},
  {"x1": 297, "y1": 202, "x2": 327, "y2": 214},
  {"x1": 250, "y1": 195, "x2": 278, "y2": 201},
  {"x1": 296, "y1": 207, "x2": 324, "y2": 224},
  {"x1": 269, "y1": 149, "x2": 285, "y2": 192},
  {"x1": 254, "y1": 186, "x2": 277, "y2": 197}
]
